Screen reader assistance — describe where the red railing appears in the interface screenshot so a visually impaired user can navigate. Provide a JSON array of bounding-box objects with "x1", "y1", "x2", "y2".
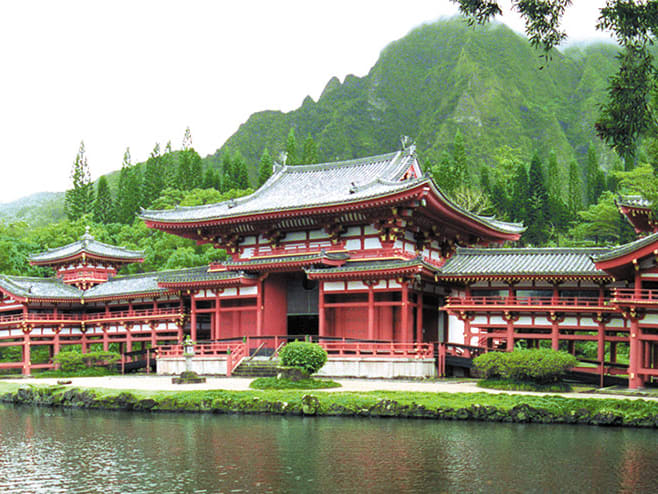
[
  {"x1": 446, "y1": 295, "x2": 607, "y2": 308},
  {"x1": 0, "y1": 308, "x2": 181, "y2": 325},
  {"x1": 157, "y1": 341, "x2": 248, "y2": 376},
  {"x1": 318, "y1": 341, "x2": 434, "y2": 359},
  {"x1": 613, "y1": 288, "x2": 658, "y2": 303}
]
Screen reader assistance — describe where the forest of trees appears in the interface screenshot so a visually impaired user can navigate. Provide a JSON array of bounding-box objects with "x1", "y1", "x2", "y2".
[
  {"x1": 4, "y1": 110, "x2": 658, "y2": 280},
  {"x1": 0, "y1": 128, "x2": 325, "y2": 279}
]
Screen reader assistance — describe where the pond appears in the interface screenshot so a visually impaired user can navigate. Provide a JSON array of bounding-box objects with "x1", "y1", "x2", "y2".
[{"x1": 0, "y1": 404, "x2": 656, "y2": 493}]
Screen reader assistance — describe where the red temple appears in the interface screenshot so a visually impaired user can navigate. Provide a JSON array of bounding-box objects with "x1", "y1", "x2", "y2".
[{"x1": 1, "y1": 148, "x2": 658, "y2": 388}]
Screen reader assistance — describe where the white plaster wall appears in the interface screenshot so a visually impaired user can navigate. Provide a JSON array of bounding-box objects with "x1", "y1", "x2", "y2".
[
  {"x1": 644, "y1": 314, "x2": 658, "y2": 325},
  {"x1": 607, "y1": 318, "x2": 625, "y2": 328},
  {"x1": 240, "y1": 286, "x2": 258, "y2": 296},
  {"x1": 347, "y1": 281, "x2": 367, "y2": 291},
  {"x1": 344, "y1": 238, "x2": 361, "y2": 250},
  {"x1": 309, "y1": 229, "x2": 327, "y2": 239},
  {"x1": 324, "y1": 281, "x2": 345, "y2": 291},
  {"x1": 448, "y1": 314, "x2": 465, "y2": 344},
  {"x1": 316, "y1": 358, "x2": 436, "y2": 378},
  {"x1": 221, "y1": 288, "x2": 237, "y2": 297},
  {"x1": 157, "y1": 357, "x2": 228, "y2": 375},
  {"x1": 364, "y1": 237, "x2": 382, "y2": 249},
  {"x1": 472, "y1": 316, "x2": 488, "y2": 325}
]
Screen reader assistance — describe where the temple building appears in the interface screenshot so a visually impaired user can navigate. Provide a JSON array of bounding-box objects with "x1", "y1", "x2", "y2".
[{"x1": 1, "y1": 148, "x2": 658, "y2": 387}]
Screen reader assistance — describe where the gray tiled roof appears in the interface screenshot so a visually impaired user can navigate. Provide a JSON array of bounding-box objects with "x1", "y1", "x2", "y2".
[
  {"x1": 140, "y1": 149, "x2": 524, "y2": 235},
  {"x1": 0, "y1": 267, "x2": 210, "y2": 301},
  {"x1": 593, "y1": 232, "x2": 658, "y2": 263},
  {"x1": 83, "y1": 272, "x2": 166, "y2": 299},
  {"x1": 0, "y1": 275, "x2": 83, "y2": 299},
  {"x1": 30, "y1": 231, "x2": 144, "y2": 264},
  {"x1": 306, "y1": 258, "x2": 440, "y2": 276},
  {"x1": 616, "y1": 195, "x2": 651, "y2": 208},
  {"x1": 158, "y1": 266, "x2": 256, "y2": 284},
  {"x1": 439, "y1": 247, "x2": 611, "y2": 278},
  {"x1": 224, "y1": 252, "x2": 350, "y2": 269}
]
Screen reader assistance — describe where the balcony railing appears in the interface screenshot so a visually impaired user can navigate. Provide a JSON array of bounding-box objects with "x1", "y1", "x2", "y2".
[
  {"x1": 613, "y1": 288, "x2": 658, "y2": 303},
  {"x1": 0, "y1": 308, "x2": 182, "y2": 325},
  {"x1": 445, "y1": 295, "x2": 608, "y2": 309}
]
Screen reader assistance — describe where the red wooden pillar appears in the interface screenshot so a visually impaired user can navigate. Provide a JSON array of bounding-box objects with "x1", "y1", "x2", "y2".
[
  {"x1": 401, "y1": 281, "x2": 409, "y2": 342},
  {"x1": 22, "y1": 329, "x2": 31, "y2": 376},
  {"x1": 150, "y1": 323, "x2": 157, "y2": 348},
  {"x1": 81, "y1": 329, "x2": 88, "y2": 353},
  {"x1": 629, "y1": 318, "x2": 642, "y2": 389},
  {"x1": 367, "y1": 283, "x2": 375, "y2": 341},
  {"x1": 102, "y1": 325, "x2": 109, "y2": 351},
  {"x1": 256, "y1": 281, "x2": 263, "y2": 337},
  {"x1": 506, "y1": 317, "x2": 514, "y2": 351},
  {"x1": 550, "y1": 317, "x2": 559, "y2": 351},
  {"x1": 125, "y1": 325, "x2": 133, "y2": 353},
  {"x1": 190, "y1": 295, "x2": 197, "y2": 342},
  {"x1": 214, "y1": 294, "x2": 221, "y2": 340},
  {"x1": 318, "y1": 282, "x2": 326, "y2": 338},
  {"x1": 416, "y1": 291, "x2": 424, "y2": 343}
]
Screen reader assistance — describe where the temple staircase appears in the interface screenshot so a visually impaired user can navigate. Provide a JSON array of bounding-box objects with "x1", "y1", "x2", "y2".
[{"x1": 232, "y1": 358, "x2": 280, "y2": 377}]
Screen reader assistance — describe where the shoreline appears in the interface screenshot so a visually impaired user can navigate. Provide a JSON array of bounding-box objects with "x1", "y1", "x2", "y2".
[{"x1": 2, "y1": 378, "x2": 658, "y2": 428}]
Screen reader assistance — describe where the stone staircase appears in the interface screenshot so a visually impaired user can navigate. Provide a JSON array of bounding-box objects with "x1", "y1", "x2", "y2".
[{"x1": 232, "y1": 359, "x2": 279, "y2": 377}]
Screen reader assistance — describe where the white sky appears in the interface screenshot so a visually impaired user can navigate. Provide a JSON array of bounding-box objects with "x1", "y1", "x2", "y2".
[{"x1": 0, "y1": 0, "x2": 612, "y2": 203}]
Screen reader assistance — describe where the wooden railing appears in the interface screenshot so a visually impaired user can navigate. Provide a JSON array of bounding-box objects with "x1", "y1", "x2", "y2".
[
  {"x1": 0, "y1": 308, "x2": 181, "y2": 325},
  {"x1": 157, "y1": 341, "x2": 249, "y2": 376},
  {"x1": 318, "y1": 341, "x2": 434, "y2": 359},
  {"x1": 446, "y1": 295, "x2": 607, "y2": 308},
  {"x1": 613, "y1": 288, "x2": 658, "y2": 303}
]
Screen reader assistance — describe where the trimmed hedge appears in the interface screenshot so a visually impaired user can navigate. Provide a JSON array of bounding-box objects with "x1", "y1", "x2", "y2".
[
  {"x1": 474, "y1": 349, "x2": 577, "y2": 384},
  {"x1": 279, "y1": 341, "x2": 328, "y2": 374}
]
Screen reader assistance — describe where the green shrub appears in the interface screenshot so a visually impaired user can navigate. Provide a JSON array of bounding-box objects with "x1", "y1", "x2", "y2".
[
  {"x1": 471, "y1": 351, "x2": 505, "y2": 378},
  {"x1": 279, "y1": 341, "x2": 328, "y2": 374},
  {"x1": 250, "y1": 377, "x2": 341, "y2": 390},
  {"x1": 474, "y1": 349, "x2": 577, "y2": 384},
  {"x1": 53, "y1": 351, "x2": 85, "y2": 372},
  {"x1": 53, "y1": 350, "x2": 120, "y2": 373}
]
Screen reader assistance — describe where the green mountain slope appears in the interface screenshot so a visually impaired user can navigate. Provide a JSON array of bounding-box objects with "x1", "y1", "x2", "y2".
[{"x1": 209, "y1": 19, "x2": 620, "y2": 178}]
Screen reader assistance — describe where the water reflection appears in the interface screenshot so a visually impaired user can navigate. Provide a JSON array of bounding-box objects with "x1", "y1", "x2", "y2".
[{"x1": 0, "y1": 404, "x2": 657, "y2": 493}]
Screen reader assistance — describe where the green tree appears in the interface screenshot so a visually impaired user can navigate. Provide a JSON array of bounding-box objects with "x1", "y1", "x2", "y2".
[
  {"x1": 510, "y1": 162, "x2": 529, "y2": 223},
  {"x1": 221, "y1": 152, "x2": 235, "y2": 192},
  {"x1": 301, "y1": 134, "x2": 318, "y2": 165},
  {"x1": 452, "y1": 130, "x2": 470, "y2": 186},
  {"x1": 285, "y1": 128, "x2": 298, "y2": 166},
  {"x1": 92, "y1": 176, "x2": 114, "y2": 224},
  {"x1": 525, "y1": 152, "x2": 548, "y2": 245},
  {"x1": 431, "y1": 151, "x2": 456, "y2": 195},
  {"x1": 203, "y1": 167, "x2": 220, "y2": 190},
  {"x1": 115, "y1": 148, "x2": 142, "y2": 224},
  {"x1": 162, "y1": 141, "x2": 177, "y2": 189},
  {"x1": 567, "y1": 160, "x2": 582, "y2": 216},
  {"x1": 569, "y1": 191, "x2": 635, "y2": 245},
  {"x1": 258, "y1": 147, "x2": 274, "y2": 186},
  {"x1": 233, "y1": 151, "x2": 250, "y2": 189},
  {"x1": 64, "y1": 141, "x2": 94, "y2": 220},
  {"x1": 585, "y1": 145, "x2": 605, "y2": 206},
  {"x1": 142, "y1": 143, "x2": 164, "y2": 207}
]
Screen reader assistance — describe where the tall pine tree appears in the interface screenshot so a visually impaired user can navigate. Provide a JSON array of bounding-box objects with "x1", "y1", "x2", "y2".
[
  {"x1": 285, "y1": 128, "x2": 297, "y2": 166},
  {"x1": 258, "y1": 148, "x2": 273, "y2": 186},
  {"x1": 452, "y1": 130, "x2": 470, "y2": 186},
  {"x1": 525, "y1": 152, "x2": 549, "y2": 245},
  {"x1": 586, "y1": 144, "x2": 605, "y2": 205},
  {"x1": 65, "y1": 141, "x2": 94, "y2": 220},
  {"x1": 115, "y1": 148, "x2": 142, "y2": 224},
  {"x1": 567, "y1": 160, "x2": 582, "y2": 216},
  {"x1": 301, "y1": 134, "x2": 318, "y2": 164},
  {"x1": 92, "y1": 176, "x2": 114, "y2": 224},
  {"x1": 142, "y1": 143, "x2": 164, "y2": 207}
]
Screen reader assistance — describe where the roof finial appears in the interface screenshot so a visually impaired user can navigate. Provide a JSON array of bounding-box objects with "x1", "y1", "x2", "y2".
[
  {"x1": 400, "y1": 135, "x2": 414, "y2": 151},
  {"x1": 82, "y1": 226, "x2": 94, "y2": 244}
]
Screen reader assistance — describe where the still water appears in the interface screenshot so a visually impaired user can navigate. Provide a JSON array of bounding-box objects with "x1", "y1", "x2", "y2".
[{"x1": 1, "y1": 404, "x2": 657, "y2": 494}]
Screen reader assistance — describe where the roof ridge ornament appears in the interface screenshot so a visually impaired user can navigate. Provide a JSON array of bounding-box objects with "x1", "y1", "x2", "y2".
[{"x1": 81, "y1": 226, "x2": 94, "y2": 244}]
